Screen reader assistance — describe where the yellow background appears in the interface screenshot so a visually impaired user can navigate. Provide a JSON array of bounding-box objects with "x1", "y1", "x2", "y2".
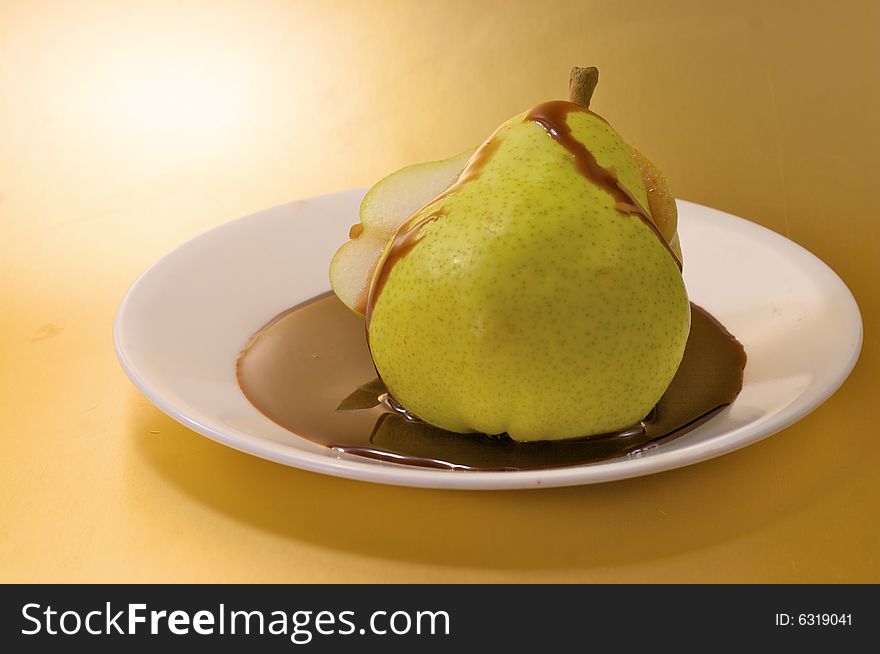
[{"x1": 1, "y1": 0, "x2": 877, "y2": 582}]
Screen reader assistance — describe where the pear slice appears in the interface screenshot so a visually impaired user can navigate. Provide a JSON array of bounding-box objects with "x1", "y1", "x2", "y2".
[
  {"x1": 330, "y1": 147, "x2": 476, "y2": 314},
  {"x1": 630, "y1": 146, "x2": 682, "y2": 261}
]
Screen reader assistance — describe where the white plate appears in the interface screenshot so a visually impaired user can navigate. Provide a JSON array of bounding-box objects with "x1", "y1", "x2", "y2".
[{"x1": 114, "y1": 190, "x2": 862, "y2": 490}]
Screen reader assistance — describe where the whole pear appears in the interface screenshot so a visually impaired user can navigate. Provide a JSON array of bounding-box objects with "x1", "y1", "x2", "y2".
[{"x1": 367, "y1": 102, "x2": 690, "y2": 441}]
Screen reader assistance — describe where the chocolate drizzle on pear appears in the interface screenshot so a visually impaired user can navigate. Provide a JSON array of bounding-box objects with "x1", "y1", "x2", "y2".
[
  {"x1": 365, "y1": 70, "x2": 681, "y2": 326},
  {"x1": 364, "y1": 135, "x2": 502, "y2": 327},
  {"x1": 524, "y1": 100, "x2": 682, "y2": 270}
]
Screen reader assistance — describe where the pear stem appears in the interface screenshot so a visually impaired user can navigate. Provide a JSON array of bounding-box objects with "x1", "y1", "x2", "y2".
[{"x1": 569, "y1": 67, "x2": 599, "y2": 108}]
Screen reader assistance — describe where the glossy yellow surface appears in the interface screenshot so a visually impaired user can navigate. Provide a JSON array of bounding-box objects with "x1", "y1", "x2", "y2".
[{"x1": 1, "y1": 0, "x2": 877, "y2": 582}]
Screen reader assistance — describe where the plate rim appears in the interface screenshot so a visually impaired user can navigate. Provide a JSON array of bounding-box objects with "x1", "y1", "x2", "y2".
[{"x1": 113, "y1": 191, "x2": 864, "y2": 490}]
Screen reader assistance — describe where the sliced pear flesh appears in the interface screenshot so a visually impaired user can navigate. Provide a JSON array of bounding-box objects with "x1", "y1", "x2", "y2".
[
  {"x1": 630, "y1": 146, "x2": 682, "y2": 261},
  {"x1": 329, "y1": 147, "x2": 476, "y2": 314}
]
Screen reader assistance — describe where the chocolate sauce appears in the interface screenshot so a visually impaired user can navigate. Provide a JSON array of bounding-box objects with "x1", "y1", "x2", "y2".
[
  {"x1": 525, "y1": 101, "x2": 681, "y2": 269},
  {"x1": 364, "y1": 136, "x2": 501, "y2": 324},
  {"x1": 236, "y1": 294, "x2": 746, "y2": 471},
  {"x1": 364, "y1": 209, "x2": 445, "y2": 325}
]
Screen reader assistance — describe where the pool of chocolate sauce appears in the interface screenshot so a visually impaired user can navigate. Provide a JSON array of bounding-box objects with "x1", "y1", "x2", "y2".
[{"x1": 236, "y1": 293, "x2": 746, "y2": 471}]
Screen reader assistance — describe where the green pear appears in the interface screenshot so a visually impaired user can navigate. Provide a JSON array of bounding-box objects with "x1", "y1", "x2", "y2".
[
  {"x1": 330, "y1": 147, "x2": 475, "y2": 314},
  {"x1": 365, "y1": 101, "x2": 690, "y2": 441}
]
